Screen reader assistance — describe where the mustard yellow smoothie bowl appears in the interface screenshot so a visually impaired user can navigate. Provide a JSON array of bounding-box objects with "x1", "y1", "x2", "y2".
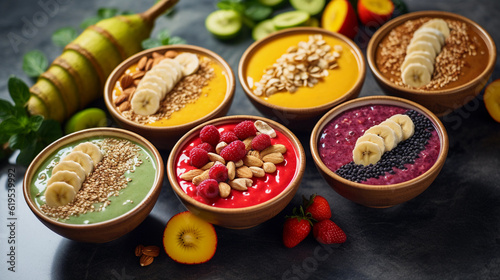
[
  {"x1": 239, "y1": 27, "x2": 366, "y2": 131},
  {"x1": 104, "y1": 45, "x2": 235, "y2": 150}
]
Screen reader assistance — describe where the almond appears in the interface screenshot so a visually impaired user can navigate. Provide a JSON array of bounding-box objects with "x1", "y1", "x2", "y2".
[
  {"x1": 140, "y1": 255, "x2": 154, "y2": 267},
  {"x1": 234, "y1": 159, "x2": 244, "y2": 167},
  {"x1": 153, "y1": 57, "x2": 163, "y2": 67},
  {"x1": 135, "y1": 244, "x2": 144, "y2": 257},
  {"x1": 152, "y1": 52, "x2": 163, "y2": 59},
  {"x1": 164, "y1": 50, "x2": 178, "y2": 58},
  {"x1": 236, "y1": 166, "x2": 253, "y2": 178},
  {"x1": 243, "y1": 155, "x2": 263, "y2": 167},
  {"x1": 123, "y1": 87, "x2": 136, "y2": 97},
  {"x1": 243, "y1": 137, "x2": 255, "y2": 151},
  {"x1": 180, "y1": 169, "x2": 204, "y2": 181},
  {"x1": 114, "y1": 93, "x2": 129, "y2": 106},
  {"x1": 229, "y1": 178, "x2": 248, "y2": 191},
  {"x1": 260, "y1": 144, "x2": 287, "y2": 157},
  {"x1": 119, "y1": 101, "x2": 131, "y2": 112},
  {"x1": 249, "y1": 166, "x2": 265, "y2": 178},
  {"x1": 192, "y1": 170, "x2": 209, "y2": 185},
  {"x1": 120, "y1": 74, "x2": 134, "y2": 89},
  {"x1": 137, "y1": 56, "x2": 148, "y2": 70},
  {"x1": 227, "y1": 161, "x2": 236, "y2": 180},
  {"x1": 142, "y1": 245, "x2": 160, "y2": 257},
  {"x1": 263, "y1": 162, "x2": 277, "y2": 173},
  {"x1": 247, "y1": 150, "x2": 260, "y2": 159},
  {"x1": 132, "y1": 71, "x2": 146, "y2": 80},
  {"x1": 145, "y1": 58, "x2": 154, "y2": 71},
  {"x1": 201, "y1": 162, "x2": 214, "y2": 170},
  {"x1": 216, "y1": 142, "x2": 228, "y2": 154},
  {"x1": 262, "y1": 152, "x2": 284, "y2": 164},
  {"x1": 208, "y1": 152, "x2": 225, "y2": 164},
  {"x1": 219, "y1": 182, "x2": 231, "y2": 198},
  {"x1": 254, "y1": 120, "x2": 276, "y2": 138}
]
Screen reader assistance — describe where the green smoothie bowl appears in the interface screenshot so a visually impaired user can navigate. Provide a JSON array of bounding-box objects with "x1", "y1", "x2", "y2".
[{"x1": 23, "y1": 127, "x2": 164, "y2": 243}]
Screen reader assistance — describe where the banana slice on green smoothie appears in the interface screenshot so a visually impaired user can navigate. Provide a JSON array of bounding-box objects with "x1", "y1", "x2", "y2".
[
  {"x1": 47, "y1": 170, "x2": 83, "y2": 192},
  {"x1": 44, "y1": 181, "x2": 77, "y2": 207},
  {"x1": 61, "y1": 151, "x2": 95, "y2": 176},
  {"x1": 73, "y1": 142, "x2": 102, "y2": 167}
]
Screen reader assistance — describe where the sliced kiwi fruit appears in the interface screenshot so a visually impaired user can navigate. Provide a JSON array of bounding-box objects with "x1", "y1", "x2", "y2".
[
  {"x1": 252, "y1": 19, "x2": 278, "y2": 41},
  {"x1": 290, "y1": 0, "x2": 326, "y2": 16},
  {"x1": 272, "y1": 10, "x2": 311, "y2": 30},
  {"x1": 205, "y1": 10, "x2": 243, "y2": 39},
  {"x1": 64, "y1": 107, "x2": 107, "y2": 134}
]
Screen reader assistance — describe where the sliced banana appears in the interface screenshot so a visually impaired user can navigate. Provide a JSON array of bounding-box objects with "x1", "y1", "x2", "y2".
[
  {"x1": 62, "y1": 151, "x2": 94, "y2": 176},
  {"x1": 47, "y1": 170, "x2": 84, "y2": 192},
  {"x1": 137, "y1": 81, "x2": 165, "y2": 99},
  {"x1": 356, "y1": 133, "x2": 386, "y2": 154},
  {"x1": 414, "y1": 27, "x2": 445, "y2": 45},
  {"x1": 174, "y1": 53, "x2": 200, "y2": 76},
  {"x1": 379, "y1": 120, "x2": 404, "y2": 143},
  {"x1": 155, "y1": 63, "x2": 182, "y2": 83},
  {"x1": 401, "y1": 52, "x2": 434, "y2": 74},
  {"x1": 389, "y1": 114, "x2": 415, "y2": 141},
  {"x1": 52, "y1": 161, "x2": 86, "y2": 182},
  {"x1": 73, "y1": 142, "x2": 103, "y2": 167},
  {"x1": 148, "y1": 69, "x2": 177, "y2": 97},
  {"x1": 44, "y1": 182, "x2": 77, "y2": 207},
  {"x1": 365, "y1": 125, "x2": 398, "y2": 152},
  {"x1": 159, "y1": 58, "x2": 184, "y2": 80},
  {"x1": 406, "y1": 41, "x2": 436, "y2": 58},
  {"x1": 352, "y1": 141, "x2": 383, "y2": 166},
  {"x1": 411, "y1": 32, "x2": 441, "y2": 53},
  {"x1": 422, "y1": 19, "x2": 450, "y2": 39},
  {"x1": 402, "y1": 63, "x2": 432, "y2": 88},
  {"x1": 131, "y1": 88, "x2": 161, "y2": 116}
]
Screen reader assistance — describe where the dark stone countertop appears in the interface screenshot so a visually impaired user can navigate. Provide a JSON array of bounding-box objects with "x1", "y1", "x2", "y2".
[{"x1": 1, "y1": 0, "x2": 499, "y2": 279}]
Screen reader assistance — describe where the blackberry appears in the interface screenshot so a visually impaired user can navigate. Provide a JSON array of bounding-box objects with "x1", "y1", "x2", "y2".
[{"x1": 335, "y1": 110, "x2": 434, "y2": 183}]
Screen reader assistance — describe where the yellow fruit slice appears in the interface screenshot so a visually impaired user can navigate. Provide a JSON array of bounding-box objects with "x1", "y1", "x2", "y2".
[
  {"x1": 484, "y1": 79, "x2": 500, "y2": 123},
  {"x1": 163, "y1": 211, "x2": 217, "y2": 264}
]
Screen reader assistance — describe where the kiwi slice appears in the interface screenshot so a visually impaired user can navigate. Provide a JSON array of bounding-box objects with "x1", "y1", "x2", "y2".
[
  {"x1": 252, "y1": 19, "x2": 278, "y2": 41},
  {"x1": 163, "y1": 211, "x2": 217, "y2": 264},
  {"x1": 205, "y1": 10, "x2": 242, "y2": 39},
  {"x1": 290, "y1": 0, "x2": 326, "y2": 16},
  {"x1": 64, "y1": 108, "x2": 107, "y2": 134},
  {"x1": 272, "y1": 10, "x2": 311, "y2": 30}
]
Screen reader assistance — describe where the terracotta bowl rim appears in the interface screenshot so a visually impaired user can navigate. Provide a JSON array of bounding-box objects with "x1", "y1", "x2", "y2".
[
  {"x1": 310, "y1": 95, "x2": 449, "y2": 192},
  {"x1": 366, "y1": 10, "x2": 497, "y2": 96},
  {"x1": 238, "y1": 27, "x2": 366, "y2": 114},
  {"x1": 104, "y1": 44, "x2": 236, "y2": 131},
  {"x1": 167, "y1": 115, "x2": 306, "y2": 214},
  {"x1": 23, "y1": 127, "x2": 164, "y2": 230}
]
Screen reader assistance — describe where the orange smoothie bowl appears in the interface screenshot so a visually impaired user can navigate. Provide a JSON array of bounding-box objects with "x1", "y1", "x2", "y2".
[
  {"x1": 167, "y1": 115, "x2": 306, "y2": 229},
  {"x1": 367, "y1": 11, "x2": 496, "y2": 116},
  {"x1": 310, "y1": 96, "x2": 449, "y2": 208},
  {"x1": 23, "y1": 128, "x2": 164, "y2": 243},
  {"x1": 104, "y1": 45, "x2": 236, "y2": 150},
  {"x1": 239, "y1": 27, "x2": 366, "y2": 131}
]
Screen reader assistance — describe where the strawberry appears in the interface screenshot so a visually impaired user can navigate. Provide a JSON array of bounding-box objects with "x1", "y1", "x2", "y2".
[
  {"x1": 313, "y1": 219, "x2": 346, "y2": 244},
  {"x1": 303, "y1": 194, "x2": 331, "y2": 222},
  {"x1": 282, "y1": 206, "x2": 312, "y2": 248}
]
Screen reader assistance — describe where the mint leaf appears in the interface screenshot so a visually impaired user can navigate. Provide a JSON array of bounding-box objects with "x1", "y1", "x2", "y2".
[
  {"x1": 37, "y1": 119, "x2": 63, "y2": 145},
  {"x1": 8, "y1": 76, "x2": 30, "y2": 106},
  {"x1": 22, "y1": 50, "x2": 48, "y2": 78},
  {"x1": 0, "y1": 99, "x2": 14, "y2": 119},
  {"x1": 141, "y1": 38, "x2": 162, "y2": 49},
  {"x1": 157, "y1": 29, "x2": 171, "y2": 43},
  {"x1": 80, "y1": 16, "x2": 100, "y2": 29},
  {"x1": 9, "y1": 132, "x2": 35, "y2": 150},
  {"x1": 244, "y1": 1, "x2": 272, "y2": 22},
  {"x1": 168, "y1": 36, "x2": 187, "y2": 45},
  {"x1": 29, "y1": 115, "x2": 44, "y2": 131},
  {"x1": 0, "y1": 117, "x2": 24, "y2": 136},
  {"x1": 16, "y1": 140, "x2": 43, "y2": 166},
  {"x1": 97, "y1": 7, "x2": 119, "y2": 19},
  {"x1": 52, "y1": 27, "x2": 78, "y2": 47}
]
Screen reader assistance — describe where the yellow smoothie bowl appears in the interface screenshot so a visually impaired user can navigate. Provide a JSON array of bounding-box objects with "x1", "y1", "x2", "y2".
[
  {"x1": 104, "y1": 45, "x2": 236, "y2": 150},
  {"x1": 23, "y1": 128, "x2": 164, "y2": 243},
  {"x1": 239, "y1": 27, "x2": 366, "y2": 131}
]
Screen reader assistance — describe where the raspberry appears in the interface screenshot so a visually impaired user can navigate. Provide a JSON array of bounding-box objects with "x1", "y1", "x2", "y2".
[
  {"x1": 196, "y1": 142, "x2": 215, "y2": 153},
  {"x1": 220, "y1": 140, "x2": 246, "y2": 162},
  {"x1": 209, "y1": 163, "x2": 228, "y2": 182},
  {"x1": 220, "y1": 131, "x2": 238, "y2": 144},
  {"x1": 234, "y1": 120, "x2": 257, "y2": 140},
  {"x1": 189, "y1": 148, "x2": 209, "y2": 168},
  {"x1": 197, "y1": 179, "x2": 219, "y2": 199},
  {"x1": 200, "y1": 125, "x2": 220, "y2": 146},
  {"x1": 251, "y1": 133, "x2": 272, "y2": 151}
]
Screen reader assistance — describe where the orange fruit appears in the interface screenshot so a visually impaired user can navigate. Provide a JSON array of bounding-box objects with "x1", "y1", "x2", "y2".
[
  {"x1": 321, "y1": 0, "x2": 358, "y2": 39},
  {"x1": 484, "y1": 79, "x2": 500, "y2": 123},
  {"x1": 162, "y1": 211, "x2": 217, "y2": 264}
]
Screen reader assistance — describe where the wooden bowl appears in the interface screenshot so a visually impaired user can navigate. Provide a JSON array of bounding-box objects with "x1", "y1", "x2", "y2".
[
  {"x1": 239, "y1": 27, "x2": 366, "y2": 132},
  {"x1": 104, "y1": 45, "x2": 235, "y2": 150},
  {"x1": 367, "y1": 11, "x2": 496, "y2": 116},
  {"x1": 166, "y1": 115, "x2": 306, "y2": 229},
  {"x1": 310, "y1": 96, "x2": 449, "y2": 208},
  {"x1": 23, "y1": 128, "x2": 164, "y2": 243}
]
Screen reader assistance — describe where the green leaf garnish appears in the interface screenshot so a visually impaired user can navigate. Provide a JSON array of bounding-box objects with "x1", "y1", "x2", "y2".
[
  {"x1": 22, "y1": 50, "x2": 48, "y2": 78},
  {"x1": 52, "y1": 27, "x2": 78, "y2": 47},
  {"x1": 141, "y1": 30, "x2": 187, "y2": 49},
  {"x1": 8, "y1": 76, "x2": 31, "y2": 106}
]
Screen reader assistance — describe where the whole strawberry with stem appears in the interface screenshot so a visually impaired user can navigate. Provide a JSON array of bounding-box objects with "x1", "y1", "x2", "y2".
[
  {"x1": 303, "y1": 194, "x2": 331, "y2": 222},
  {"x1": 313, "y1": 219, "x2": 346, "y2": 244},
  {"x1": 283, "y1": 206, "x2": 313, "y2": 248}
]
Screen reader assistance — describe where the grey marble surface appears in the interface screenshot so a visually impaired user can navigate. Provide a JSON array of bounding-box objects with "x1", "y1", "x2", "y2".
[{"x1": 1, "y1": 0, "x2": 500, "y2": 279}]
